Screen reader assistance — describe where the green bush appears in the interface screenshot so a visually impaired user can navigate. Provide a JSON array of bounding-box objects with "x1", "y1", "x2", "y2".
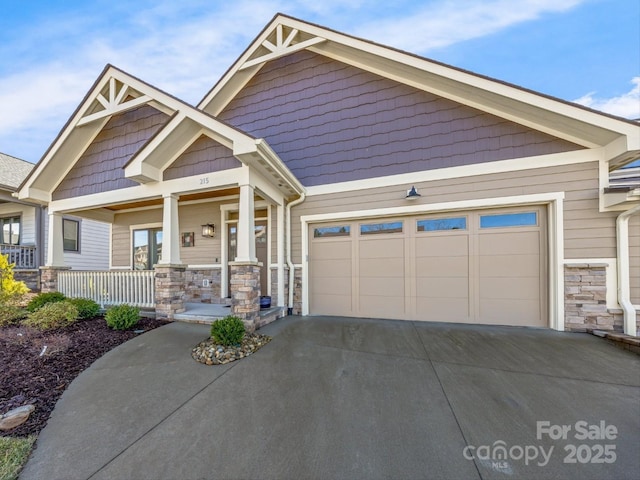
[
  {"x1": 26, "y1": 292, "x2": 66, "y2": 312},
  {"x1": 105, "y1": 304, "x2": 140, "y2": 330},
  {"x1": 24, "y1": 301, "x2": 79, "y2": 330},
  {"x1": 0, "y1": 304, "x2": 27, "y2": 327},
  {"x1": 210, "y1": 315, "x2": 245, "y2": 346},
  {"x1": 67, "y1": 298, "x2": 101, "y2": 320},
  {"x1": 0, "y1": 253, "x2": 29, "y2": 303}
]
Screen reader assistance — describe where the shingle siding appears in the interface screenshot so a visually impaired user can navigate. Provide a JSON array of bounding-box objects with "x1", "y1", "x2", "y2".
[
  {"x1": 219, "y1": 50, "x2": 582, "y2": 187},
  {"x1": 163, "y1": 135, "x2": 241, "y2": 181},
  {"x1": 52, "y1": 105, "x2": 169, "y2": 200}
]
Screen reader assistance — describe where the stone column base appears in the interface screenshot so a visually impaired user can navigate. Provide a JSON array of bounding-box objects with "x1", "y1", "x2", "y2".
[
  {"x1": 39, "y1": 266, "x2": 71, "y2": 293},
  {"x1": 154, "y1": 264, "x2": 187, "y2": 320},
  {"x1": 229, "y1": 261, "x2": 261, "y2": 333}
]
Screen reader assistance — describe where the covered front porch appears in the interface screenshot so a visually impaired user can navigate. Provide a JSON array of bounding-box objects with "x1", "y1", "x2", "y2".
[
  {"x1": 18, "y1": 67, "x2": 305, "y2": 331},
  {"x1": 40, "y1": 171, "x2": 301, "y2": 331}
]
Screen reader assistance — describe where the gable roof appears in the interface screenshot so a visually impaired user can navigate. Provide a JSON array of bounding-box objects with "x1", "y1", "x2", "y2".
[
  {"x1": 0, "y1": 152, "x2": 34, "y2": 191},
  {"x1": 199, "y1": 13, "x2": 640, "y2": 169},
  {"x1": 18, "y1": 65, "x2": 303, "y2": 204}
]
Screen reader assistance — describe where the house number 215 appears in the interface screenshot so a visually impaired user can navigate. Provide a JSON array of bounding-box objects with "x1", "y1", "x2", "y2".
[{"x1": 200, "y1": 177, "x2": 209, "y2": 185}]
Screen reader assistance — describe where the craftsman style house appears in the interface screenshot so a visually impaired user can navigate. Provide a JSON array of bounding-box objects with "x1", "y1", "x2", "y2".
[
  {"x1": 17, "y1": 14, "x2": 640, "y2": 334},
  {"x1": 1, "y1": 152, "x2": 109, "y2": 289}
]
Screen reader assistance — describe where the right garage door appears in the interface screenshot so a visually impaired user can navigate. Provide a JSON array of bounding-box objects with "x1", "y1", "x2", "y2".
[{"x1": 309, "y1": 206, "x2": 547, "y2": 327}]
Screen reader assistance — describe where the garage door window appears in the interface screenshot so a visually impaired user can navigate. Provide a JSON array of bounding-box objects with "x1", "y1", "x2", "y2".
[
  {"x1": 360, "y1": 221, "x2": 403, "y2": 235},
  {"x1": 314, "y1": 225, "x2": 350, "y2": 238},
  {"x1": 417, "y1": 217, "x2": 467, "y2": 232},
  {"x1": 480, "y1": 212, "x2": 537, "y2": 228}
]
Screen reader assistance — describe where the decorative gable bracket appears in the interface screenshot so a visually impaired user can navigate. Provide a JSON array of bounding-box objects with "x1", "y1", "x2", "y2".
[
  {"x1": 77, "y1": 77, "x2": 151, "y2": 126},
  {"x1": 240, "y1": 24, "x2": 325, "y2": 70}
]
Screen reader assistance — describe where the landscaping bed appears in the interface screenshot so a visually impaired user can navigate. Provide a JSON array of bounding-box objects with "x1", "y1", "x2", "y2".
[{"x1": 0, "y1": 316, "x2": 168, "y2": 438}]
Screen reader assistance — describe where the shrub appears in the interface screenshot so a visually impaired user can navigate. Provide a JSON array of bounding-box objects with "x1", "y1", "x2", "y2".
[
  {"x1": 24, "y1": 301, "x2": 79, "y2": 330},
  {"x1": 67, "y1": 298, "x2": 101, "y2": 320},
  {"x1": 0, "y1": 304, "x2": 27, "y2": 327},
  {"x1": 26, "y1": 292, "x2": 66, "y2": 312},
  {"x1": 0, "y1": 253, "x2": 29, "y2": 303},
  {"x1": 210, "y1": 315, "x2": 245, "y2": 346},
  {"x1": 105, "y1": 304, "x2": 140, "y2": 330}
]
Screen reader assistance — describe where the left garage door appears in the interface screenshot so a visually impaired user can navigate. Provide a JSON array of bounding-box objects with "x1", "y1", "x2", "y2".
[{"x1": 309, "y1": 206, "x2": 547, "y2": 327}]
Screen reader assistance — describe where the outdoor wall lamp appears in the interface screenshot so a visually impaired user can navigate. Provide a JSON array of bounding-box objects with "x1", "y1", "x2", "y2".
[
  {"x1": 201, "y1": 223, "x2": 216, "y2": 238},
  {"x1": 405, "y1": 186, "x2": 421, "y2": 200}
]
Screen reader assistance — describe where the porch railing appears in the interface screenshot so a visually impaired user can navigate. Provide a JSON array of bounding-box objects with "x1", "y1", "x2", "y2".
[
  {"x1": 58, "y1": 270, "x2": 155, "y2": 308},
  {"x1": 1, "y1": 244, "x2": 37, "y2": 269}
]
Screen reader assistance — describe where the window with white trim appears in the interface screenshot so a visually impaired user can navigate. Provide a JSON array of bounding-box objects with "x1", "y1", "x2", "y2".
[
  {"x1": 0, "y1": 216, "x2": 20, "y2": 245},
  {"x1": 63, "y1": 219, "x2": 80, "y2": 252}
]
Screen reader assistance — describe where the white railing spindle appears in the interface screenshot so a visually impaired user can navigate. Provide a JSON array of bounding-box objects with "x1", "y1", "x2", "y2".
[{"x1": 57, "y1": 270, "x2": 155, "y2": 308}]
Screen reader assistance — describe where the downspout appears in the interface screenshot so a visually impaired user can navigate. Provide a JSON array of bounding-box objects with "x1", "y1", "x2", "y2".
[
  {"x1": 616, "y1": 203, "x2": 640, "y2": 336},
  {"x1": 285, "y1": 192, "x2": 306, "y2": 315}
]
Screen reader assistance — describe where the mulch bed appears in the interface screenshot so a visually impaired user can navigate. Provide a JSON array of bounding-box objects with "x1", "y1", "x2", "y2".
[{"x1": 0, "y1": 316, "x2": 168, "y2": 438}]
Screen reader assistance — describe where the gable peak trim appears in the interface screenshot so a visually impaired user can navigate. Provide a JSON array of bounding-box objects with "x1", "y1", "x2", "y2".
[{"x1": 239, "y1": 23, "x2": 325, "y2": 70}]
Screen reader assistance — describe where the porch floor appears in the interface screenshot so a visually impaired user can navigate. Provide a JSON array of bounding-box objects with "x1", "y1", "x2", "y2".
[{"x1": 174, "y1": 303, "x2": 287, "y2": 328}]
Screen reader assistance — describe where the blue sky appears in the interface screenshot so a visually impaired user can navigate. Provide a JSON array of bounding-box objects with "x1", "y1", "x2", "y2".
[{"x1": 1, "y1": 0, "x2": 638, "y2": 163}]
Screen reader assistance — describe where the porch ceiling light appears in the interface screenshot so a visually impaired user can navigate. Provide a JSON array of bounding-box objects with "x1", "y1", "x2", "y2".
[
  {"x1": 405, "y1": 186, "x2": 421, "y2": 200},
  {"x1": 201, "y1": 223, "x2": 216, "y2": 238}
]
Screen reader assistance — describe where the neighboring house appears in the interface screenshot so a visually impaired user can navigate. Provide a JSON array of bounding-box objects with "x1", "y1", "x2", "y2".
[
  {"x1": 16, "y1": 14, "x2": 640, "y2": 334},
  {"x1": 1, "y1": 152, "x2": 110, "y2": 289}
]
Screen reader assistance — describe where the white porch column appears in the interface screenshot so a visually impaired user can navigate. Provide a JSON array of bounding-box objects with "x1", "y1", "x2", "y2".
[
  {"x1": 276, "y1": 203, "x2": 285, "y2": 306},
  {"x1": 235, "y1": 184, "x2": 257, "y2": 262},
  {"x1": 46, "y1": 211, "x2": 65, "y2": 267},
  {"x1": 159, "y1": 193, "x2": 181, "y2": 265}
]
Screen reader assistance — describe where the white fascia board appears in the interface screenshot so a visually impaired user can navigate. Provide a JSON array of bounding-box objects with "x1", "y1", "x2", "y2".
[
  {"x1": 248, "y1": 169, "x2": 285, "y2": 206},
  {"x1": 200, "y1": 15, "x2": 638, "y2": 145},
  {"x1": 281, "y1": 16, "x2": 636, "y2": 144},
  {"x1": 306, "y1": 149, "x2": 601, "y2": 197},
  {"x1": 17, "y1": 187, "x2": 50, "y2": 203},
  {"x1": 300, "y1": 192, "x2": 564, "y2": 224},
  {"x1": 255, "y1": 140, "x2": 305, "y2": 194},
  {"x1": 48, "y1": 167, "x2": 246, "y2": 213}
]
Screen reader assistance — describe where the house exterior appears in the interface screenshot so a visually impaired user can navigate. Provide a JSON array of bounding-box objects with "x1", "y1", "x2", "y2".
[
  {"x1": 1, "y1": 152, "x2": 110, "y2": 289},
  {"x1": 16, "y1": 14, "x2": 640, "y2": 334}
]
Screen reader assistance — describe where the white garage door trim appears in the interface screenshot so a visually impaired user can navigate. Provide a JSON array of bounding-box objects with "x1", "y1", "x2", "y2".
[{"x1": 300, "y1": 192, "x2": 565, "y2": 330}]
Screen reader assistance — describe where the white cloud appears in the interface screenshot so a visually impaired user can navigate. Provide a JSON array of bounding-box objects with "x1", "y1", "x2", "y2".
[
  {"x1": 351, "y1": 0, "x2": 585, "y2": 52},
  {"x1": 573, "y1": 77, "x2": 640, "y2": 119},
  {"x1": 0, "y1": 0, "x2": 619, "y2": 162}
]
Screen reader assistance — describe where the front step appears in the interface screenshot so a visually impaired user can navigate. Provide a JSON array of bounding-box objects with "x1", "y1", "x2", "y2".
[{"x1": 173, "y1": 303, "x2": 287, "y2": 329}]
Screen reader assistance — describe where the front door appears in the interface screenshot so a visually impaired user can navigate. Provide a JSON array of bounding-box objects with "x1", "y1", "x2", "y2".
[{"x1": 228, "y1": 221, "x2": 268, "y2": 296}]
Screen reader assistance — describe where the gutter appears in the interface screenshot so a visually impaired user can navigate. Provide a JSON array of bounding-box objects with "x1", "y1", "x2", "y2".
[
  {"x1": 285, "y1": 192, "x2": 306, "y2": 315},
  {"x1": 616, "y1": 203, "x2": 640, "y2": 336}
]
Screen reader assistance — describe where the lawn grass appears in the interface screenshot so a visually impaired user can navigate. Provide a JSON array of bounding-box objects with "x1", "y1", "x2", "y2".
[{"x1": 0, "y1": 436, "x2": 35, "y2": 480}]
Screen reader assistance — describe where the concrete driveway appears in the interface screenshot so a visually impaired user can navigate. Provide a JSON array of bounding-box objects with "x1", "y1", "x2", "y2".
[{"x1": 20, "y1": 316, "x2": 640, "y2": 480}]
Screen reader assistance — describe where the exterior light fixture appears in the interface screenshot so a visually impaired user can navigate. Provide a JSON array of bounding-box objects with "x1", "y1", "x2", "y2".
[
  {"x1": 201, "y1": 223, "x2": 216, "y2": 238},
  {"x1": 405, "y1": 186, "x2": 421, "y2": 200}
]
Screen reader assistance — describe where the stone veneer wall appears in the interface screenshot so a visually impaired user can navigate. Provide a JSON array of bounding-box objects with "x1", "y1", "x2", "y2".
[
  {"x1": 229, "y1": 263, "x2": 260, "y2": 332},
  {"x1": 14, "y1": 270, "x2": 40, "y2": 291},
  {"x1": 155, "y1": 265, "x2": 186, "y2": 320},
  {"x1": 39, "y1": 267, "x2": 70, "y2": 293},
  {"x1": 184, "y1": 268, "x2": 223, "y2": 303},
  {"x1": 564, "y1": 264, "x2": 622, "y2": 332}
]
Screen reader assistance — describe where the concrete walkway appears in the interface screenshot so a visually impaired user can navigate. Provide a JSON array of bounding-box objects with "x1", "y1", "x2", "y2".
[{"x1": 20, "y1": 317, "x2": 640, "y2": 480}]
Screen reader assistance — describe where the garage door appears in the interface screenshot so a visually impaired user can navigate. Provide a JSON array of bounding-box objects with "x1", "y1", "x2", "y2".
[{"x1": 309, "y1": 207, "x2": 547, "y2": 327}]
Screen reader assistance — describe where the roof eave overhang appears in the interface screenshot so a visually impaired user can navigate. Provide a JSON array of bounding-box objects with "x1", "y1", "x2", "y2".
[
  {"x1": 199, "y1": 14, "x2": 639, "y2": 152},
  {"x1": 603, "y1": 188, "x2": 640, "y2": 209},
  {"x1": 234, "y1": 139, "x2": 306, "y2": 198}
]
